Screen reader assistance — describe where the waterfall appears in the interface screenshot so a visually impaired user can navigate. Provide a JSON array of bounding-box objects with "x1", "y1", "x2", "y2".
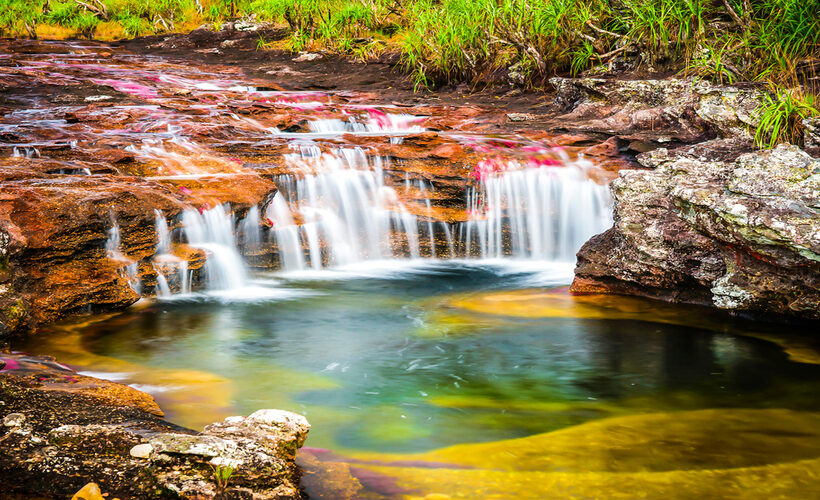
[
  {"x1": 266, "y1": 148, "x2": 423, "y2": 271},
  {"x1": 151, "y1": 211, "x2": 190, "y2": 297},
  {"x1": 460, "y1": 161, "x2": 612, "y2": 261},
  {"x1": 307, "y1": 113, "x2": 425, "y2": 134},
  {"x1": 155, "y1": 210, "x2": 171, "y2": 254},
  {"x1": 181, "y1": 205, "x2": 247, "y2": 290},
  {"x1": 154, "y1": 207, "x2": 251, "y2": 296},
  {"x1": 239, "y1": 205, "x2": 262, "y2": 253},
  {"x1": 104, "y1": 223, "x2": 141, "y2": 294}
]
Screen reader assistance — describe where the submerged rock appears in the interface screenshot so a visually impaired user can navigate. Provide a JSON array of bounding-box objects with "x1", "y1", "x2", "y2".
[{"x1": 572, "y1": 142, "x2": 820, "y2": 320}]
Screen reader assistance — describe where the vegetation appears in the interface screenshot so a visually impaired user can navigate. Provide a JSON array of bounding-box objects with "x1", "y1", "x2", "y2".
[
  {"x1": 754, "y1": 86, "x2": 819, "y2": 149},
  {"x1": 1, "y1": 0, "x2": 817, "y2": 146},
  {"x1": 2, "y1": 1, "x2": 816, "y2": 86},
  {"x1": 210, "y1": 463, "x2": 236, "y2": 491}
]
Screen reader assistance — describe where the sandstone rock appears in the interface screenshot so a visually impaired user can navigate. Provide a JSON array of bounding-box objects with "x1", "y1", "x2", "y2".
[
  {"x1": 573, "y1": 143, "x2": 820, "y2": 320},
  {"x1": 0, "y1": 39, "x2": 277, "y2": 337},
  {"x1": 71, "y1": 482, "x2": 105, "y2": 500},
  {"x1": 506, "y1": 113, "x2": 537, "y2": 122}
]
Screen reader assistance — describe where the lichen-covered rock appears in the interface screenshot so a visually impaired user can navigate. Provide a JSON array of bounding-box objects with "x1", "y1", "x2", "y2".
[
  {"x1": 147, "y1": 411, "x2": 310, "y2": 498},
  {"x1": 1, "y1": 354, "x2": 310, "y2": 499},
  {"x1": 572, "y1": 143, "x2": 820, "y2": 320},
  {"x1": 548, "y1": 77, "x2": 764, "y2": 143}
]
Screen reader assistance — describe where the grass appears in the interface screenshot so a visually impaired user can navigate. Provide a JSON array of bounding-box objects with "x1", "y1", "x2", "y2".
[
  {"x1": 754, "y1": 86, "x2": 819, "y2": 149},
  {"x1": 210, "y1": 463, "x2": 236, "y2": 491},
  {"x1": 0, "y1": 0, "x2": 817, "y2": 146},
  {"x1": 2, "y1": 0, "x2": 816, "y2": 88}
]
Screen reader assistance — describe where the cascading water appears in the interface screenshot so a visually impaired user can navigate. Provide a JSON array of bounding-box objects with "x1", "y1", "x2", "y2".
[
  {"x1": 266, "y1": 147, "x2": 423, "y2": 271},
  {"x1": 104, "y1": 223, "x2": 141, "y2": 294},
  {"x1": 307, "y1": 113, "x2": 425, "y2": 135},
  {"x1": 239, "y1": 205, "x2": 262, "y2": 253},
  {"x1": 460, "y1": 160, "x2": 613, "y2": 261},
  {"x1": 152, "y1": 210, "x2": 190, "y2": 297},
  {"x1": 181, "y1": 205, "x2": 248, "y2": 290}
]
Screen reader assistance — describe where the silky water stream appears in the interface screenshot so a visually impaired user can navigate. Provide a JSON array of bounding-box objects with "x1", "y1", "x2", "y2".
[{"x1": 8, "y1": 40, "x2": 820, "y2": 499}]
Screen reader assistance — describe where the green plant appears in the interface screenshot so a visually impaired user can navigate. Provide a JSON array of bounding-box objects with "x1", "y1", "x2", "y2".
[
  {"x1": 688, "y1": 38, "x2": 739, "y2": 84},
  {"x1": 210, "y1": 463, "x2": 236, "y2": 491},
  {"x1": 754, "y1": 86, "x2": 819, "y2": 149}
]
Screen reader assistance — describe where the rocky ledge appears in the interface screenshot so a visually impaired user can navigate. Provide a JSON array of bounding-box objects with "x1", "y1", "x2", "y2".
[
  {"x1": 572, "y1": 141, "x2": 820, "y2": 321},
  {"x1": 0, "y1": 353, "x2": 309, "y2": 499}
]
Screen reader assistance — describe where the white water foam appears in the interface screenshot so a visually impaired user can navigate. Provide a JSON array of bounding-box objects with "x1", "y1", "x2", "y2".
[
  {"x1": 267, "y1": 148, "x2": 423, "y2": 271},
  {"x1": 460, "y1": 161, "x2": 612, "y2": 261}
]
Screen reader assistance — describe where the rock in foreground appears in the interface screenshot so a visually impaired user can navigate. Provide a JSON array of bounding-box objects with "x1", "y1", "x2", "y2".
[
  {"x1": 0, "y1": 353, "x2": 309, "y2": 499},
  {"x1": 572, "y1": 143, "x2": 820, "y2": 321}
]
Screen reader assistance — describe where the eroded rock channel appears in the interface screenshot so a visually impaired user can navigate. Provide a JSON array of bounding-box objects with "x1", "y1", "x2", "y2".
[{"x1": 2, "y1": 35, "x2": 819, "y2": 499}]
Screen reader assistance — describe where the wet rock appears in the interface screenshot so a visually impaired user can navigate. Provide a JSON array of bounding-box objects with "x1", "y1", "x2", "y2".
[
  {"x1": 0, "y1": 39, "x2": 278, "y2": 337},
  {"x1": 573, "y1": 143, "x2": 820, "y2": 320}
]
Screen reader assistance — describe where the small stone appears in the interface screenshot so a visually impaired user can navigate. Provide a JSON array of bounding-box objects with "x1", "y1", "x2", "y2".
[
  {"x1": 4, "y1": 412, "x2": 25, "y2": 427},
  {"x1": 130, "y1": 443, "x2": 153, "y2": 459},
  {"x1": 506, "y1": 113, "x2": 536, "y2": 122},
  {"x1": 292, "y1": 52, "x2": 322, "y2": 62}
]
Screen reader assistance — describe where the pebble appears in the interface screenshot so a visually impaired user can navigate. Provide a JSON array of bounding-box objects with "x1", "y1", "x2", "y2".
[
  {"x1": 130, "y1": 443, "x2": 153, "y2": 459},
  {"x1": 3, "y1": 412, "x2": 25, "y2": 427},
  {"x1": 293, "y1": 52, "x2": 322, "y2": 62}
]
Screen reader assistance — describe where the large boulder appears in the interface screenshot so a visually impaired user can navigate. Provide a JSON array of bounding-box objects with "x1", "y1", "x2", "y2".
[
  {"x1": 0, "y1": 353, "x2": 310, "y2": 499},
  {"x1": 572, "y1": 142, "x2": 820, "y2": 320}
]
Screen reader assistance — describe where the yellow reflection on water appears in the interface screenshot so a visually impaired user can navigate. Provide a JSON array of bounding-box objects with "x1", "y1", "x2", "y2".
[
  {"x1": 326, "y1": 409, "x2": 820, "y2": 499},
  {"x1": 441, "y1": 289, "x2": 820, "y2": 365}
]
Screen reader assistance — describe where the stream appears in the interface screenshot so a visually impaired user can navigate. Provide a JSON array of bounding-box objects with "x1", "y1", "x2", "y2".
[{"x1": 5, "y1": 39, "x2": 820, "y2": 498}]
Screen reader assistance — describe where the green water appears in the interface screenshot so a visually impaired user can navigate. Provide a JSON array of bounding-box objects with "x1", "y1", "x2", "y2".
[{"x1": 21, "y1": 260, "x2": 820, "y2": 498}]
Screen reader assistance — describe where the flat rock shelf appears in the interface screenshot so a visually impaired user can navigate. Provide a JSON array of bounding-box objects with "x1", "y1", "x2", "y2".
[{"x1": 2, "y1": 35, "x2": 819, "y2": 500}]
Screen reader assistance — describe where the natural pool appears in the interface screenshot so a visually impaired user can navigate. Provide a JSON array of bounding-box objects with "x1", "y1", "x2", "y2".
[{"x1": 19, "y1": 260, "x2": 820, "y2": 498}]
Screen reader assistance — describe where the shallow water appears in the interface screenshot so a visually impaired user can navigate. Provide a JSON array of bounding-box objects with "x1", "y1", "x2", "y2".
[
  {"x1": 6, "y1": 39, "x2": 820, "y2": 498},
  {"x1": 18, "y1": 260, "x2": 820, "y2": 497}
]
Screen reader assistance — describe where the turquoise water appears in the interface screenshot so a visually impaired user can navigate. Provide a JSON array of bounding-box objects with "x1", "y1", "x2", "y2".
[{"x1": 25, "y1": 260, "x2": 820, "y2": 457}]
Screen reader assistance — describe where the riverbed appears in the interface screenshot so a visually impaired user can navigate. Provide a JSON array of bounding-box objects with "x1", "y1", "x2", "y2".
[{"x1": 4, "y1": 37, "x2": 820, "y2": 499}]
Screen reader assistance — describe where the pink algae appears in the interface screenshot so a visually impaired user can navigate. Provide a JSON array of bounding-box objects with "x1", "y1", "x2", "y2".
[{"x1": 91, "y1": 79, "x2": 159, "y2": 100}]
